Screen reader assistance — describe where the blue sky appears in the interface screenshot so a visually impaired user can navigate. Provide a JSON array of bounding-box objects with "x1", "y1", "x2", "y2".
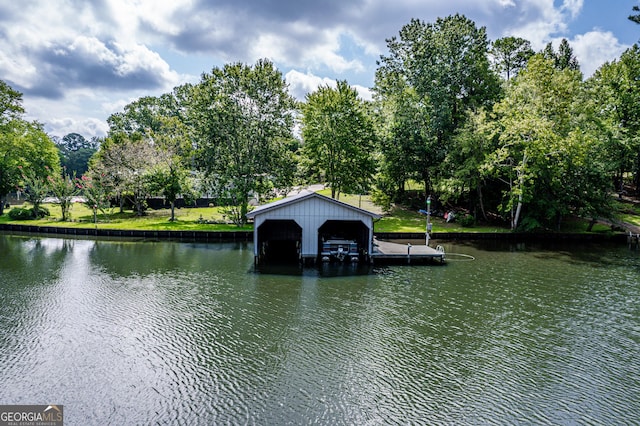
[{"x1": 0, "y1": 0, "x2": 638, "y2": 139}]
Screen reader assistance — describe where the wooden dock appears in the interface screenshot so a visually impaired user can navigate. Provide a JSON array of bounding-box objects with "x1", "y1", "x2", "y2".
[{"x1": 370, "y1": 238, "x2": 445, "y2": 264}]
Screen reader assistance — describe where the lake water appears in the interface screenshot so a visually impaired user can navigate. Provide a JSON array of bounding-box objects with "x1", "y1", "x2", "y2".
[{"x1": 0, "y1": 234, "x2": 638, "y2": 425}]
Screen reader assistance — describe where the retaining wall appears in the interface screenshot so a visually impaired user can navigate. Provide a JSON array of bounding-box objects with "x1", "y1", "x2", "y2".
[{"x1": 0, "y1": 224, "x2": 628, "y2": 243}]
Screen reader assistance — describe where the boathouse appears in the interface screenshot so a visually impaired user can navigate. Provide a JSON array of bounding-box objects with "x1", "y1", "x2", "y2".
[{"x1": 246, "y1": 190, "x2": 381, "y2": 264}]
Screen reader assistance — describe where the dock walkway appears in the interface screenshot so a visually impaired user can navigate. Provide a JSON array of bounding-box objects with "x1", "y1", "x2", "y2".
[{"x1": 371, "y1": 238, "x2": 445, "y2": 264}]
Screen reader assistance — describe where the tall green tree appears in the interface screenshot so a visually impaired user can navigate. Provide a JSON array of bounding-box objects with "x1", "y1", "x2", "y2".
[
  {"x1": 55, "y1": 133, "x2": 99, "y2": 176},
  {"x1": 490, "y1": 37, "x2": 535, "y2": 80},
  {"x1": 1, "y1": 80, "x2": 60, "y2": 214},
  {"x1": 373, "y1": 67, "x2": 432, "y2": 202},
  {"x1": 107, "y1": 94, "x2": 180, "y2": 138},
  {"x1": 189, "y1": 59, "x2": 297, "y2": 224},
  {"x1": 0, "y1": 80, "x2": 24, "y2": 125},
  {"x1": 376, "y1": 14, "x2": 501, "y2": 195},
  {"x1": 483, "y1": 55, "x2": 611, "y2": 230},
  {"x1": 1, "y1": 119, "x2": 60, "y2": 215},
  {"x1": 301, "y1": 81, "x2": 377, "y2": 199},
  {"x1": 443, "y1": 108, "x2": 498, "y2": 221},
  {"x1": 542, "y1": 39, "x2": 580, "y2": 72},
  {"x1": 1, "y1": 81, "x2": 26, "y2": 214},
  {"x1": 587, "y1": 45, "x2": 640, "y2": 192}
]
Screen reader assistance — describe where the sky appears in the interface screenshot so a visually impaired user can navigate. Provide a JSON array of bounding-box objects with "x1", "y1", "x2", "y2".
[{"x1": 1, "y1": 0, "x2": 639, "y2": 139}]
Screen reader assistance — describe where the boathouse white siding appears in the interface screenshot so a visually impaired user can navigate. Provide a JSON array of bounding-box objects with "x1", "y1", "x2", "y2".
[{"x1": 246, "y1": 191, "x2": 381, "y2": 261}]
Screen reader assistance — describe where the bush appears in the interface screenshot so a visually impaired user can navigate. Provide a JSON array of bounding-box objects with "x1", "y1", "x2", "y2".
[
  {"x1": 8, "y1": 206, "x2": 50, "y2": 220},
  {"x1": 459, "y1": 214, "x2": 475, "y2": 228},
  {"x1": 8, "y1": 207, "x2": 33, "y2": 220}
]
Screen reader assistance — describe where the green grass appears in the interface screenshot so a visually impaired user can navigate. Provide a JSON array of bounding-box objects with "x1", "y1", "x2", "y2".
[
  {"x1": 374, "y1": 206, "x2": 510, "y2": 233},
  {"x1": 616, "y1": 200, "x2": 640, "y2": 228},
  {"x1": 620, "y1": 212, "x2": 640, "y2": 228},
  {"x1": 0, "y1": 203, "x2": 252, "y2": 231},
  {"x1": 316, "y1": 189, "x2": 383, "y2": 214}
]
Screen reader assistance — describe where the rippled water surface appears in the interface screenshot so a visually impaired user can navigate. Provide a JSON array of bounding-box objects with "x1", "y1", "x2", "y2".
[{"x1": 0, "y1": 235, "x2": 638, "y2": 425}]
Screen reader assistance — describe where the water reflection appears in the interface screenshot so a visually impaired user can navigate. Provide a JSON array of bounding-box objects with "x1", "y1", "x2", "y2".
[
  {"x1": 0, "y1": 235, "x2": 637, "y2": 424},
  {"x1": 254, "y1": 261, "x2": 377, "y2": 278}
]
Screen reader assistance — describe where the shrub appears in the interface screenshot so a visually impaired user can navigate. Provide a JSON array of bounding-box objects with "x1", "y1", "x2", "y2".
[
  {"x1": 460, "y1": 214, "x2": 475, "y2": 228},
  {"x1": 9, "y1": 207, "x2": 33, "y2": 220},
  {"x1": 8, "y1": 206, "x2": 50, "y2": 220}
]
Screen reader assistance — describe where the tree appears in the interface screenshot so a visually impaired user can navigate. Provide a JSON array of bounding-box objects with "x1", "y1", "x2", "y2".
[
  {"x1": 490, "y1": 37, "x2": 535, "y2": 80},
  {"x1": 107, "y1": 94, "x2": 181, "y2": 138},
  {"x1": 0, "y1": 80, "x2": 60, "y2": 214},
  {"x1": 18, "y1": 166, "x2": 49, "y2": 218},
  {"x1": 189, "y1": 59, "x2": 297, "y2": 224},
  {"x1": 89, "y1": 135, "x2": 158, "y2": 215},
  {"x1": 1, "y1": 81, "x2": 43, "y2": 215},
  {"x1": 48, "y1": 170, "x2": 78, "y2": 221},
  {"x1": 483, "y1": 55, "x2": 611, "y2": 230},
  {"x1": 629, "y1": 5, "x2": 640, "y2": 24},
  {"x1": 0, "y1": 80, "x2": 24, "y2": 126},
  {"x1": 443, "y1": 108, "x2": 498, "y2": 221},
  {"x1": 587, "y1": 45, "x2": 640, "y2": 193},
  {"x1": 146, "y1": 118, "x2": 194, "y2": 221},
  {"x1": 0, "y1": 119, "x2": 60, "y2": 215},
  {"x1": 75, "y1": 174, "x2": 112, "y2": 222},
  {"x1": 55, "y1": 133, "x2": 99, "y2": 176},
  {"x1": 542, "y1": 39, "x2": 580, "y2": 72},
  {"x1": 373, "y1": 67, "x2": 432, "y2": 202},
  {"x1": 376, "y1": 15, "x2": 501, "y2": 195},
  {"x1": 301, "y1": 81, "x2": 377, "y2": 199}
]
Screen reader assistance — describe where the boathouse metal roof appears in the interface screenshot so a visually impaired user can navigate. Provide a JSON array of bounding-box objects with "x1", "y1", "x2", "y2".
[{"x1": 246, "y1": 190, "x2": 381, "y2": 220}]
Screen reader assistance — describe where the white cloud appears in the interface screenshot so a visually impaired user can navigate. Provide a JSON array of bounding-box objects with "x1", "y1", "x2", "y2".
[
  {"x1": 285, "y1": 70, "x2": 372, "y2": 101},
  {"x1": 46, "y1": 117, "x2": 110, "y2": 139},
  {"x1": 353, "y1": 85, "x2": 373, "y2": 101},
  {"x1": 561, "y1": 0, "x2": 584, "y2": 19},
  {"x1": 570, "y1": 31, "x2": 629, "y2": 77},
  {"x1": 285, "y1": 70, "x2": 337, "y2": 100},
  {"x1": 498, "y1": 0, "x2": 568, "y2": 49}
]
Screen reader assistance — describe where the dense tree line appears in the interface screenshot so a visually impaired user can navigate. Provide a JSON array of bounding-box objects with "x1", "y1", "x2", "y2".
[
  {"x1": 2, "y1": 13, "x2": 640, "y2": 230},
  {"x1": 0, "y1": 81, "x2": 60, "y2": 216}
]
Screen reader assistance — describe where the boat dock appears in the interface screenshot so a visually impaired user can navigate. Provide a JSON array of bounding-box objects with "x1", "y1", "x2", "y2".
[{"x1": 371, "y1": 238, "x2": 445, "y2": 264}]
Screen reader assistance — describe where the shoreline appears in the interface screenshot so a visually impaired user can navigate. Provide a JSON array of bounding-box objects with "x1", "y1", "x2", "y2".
[{"x1": 0, "y1": 223, "x2": 628, "y2": 244}]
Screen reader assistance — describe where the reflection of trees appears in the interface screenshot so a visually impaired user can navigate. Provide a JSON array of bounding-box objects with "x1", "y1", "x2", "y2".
[
  {"x1": 0, "y1": 235, "x2": 70, "y2": 279},
  {"x1": 0, "y1": 236, "x2": 72, "y2": 343},
  {"x1": 88, "y1": 240, "x2": 250, "y2": 277}
]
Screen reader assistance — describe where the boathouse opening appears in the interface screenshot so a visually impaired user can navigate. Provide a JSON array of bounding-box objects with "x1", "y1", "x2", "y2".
[
  {"x1": 318, "y1": 220, "x2": 369, "y2": 259},
  {"x1": 256, "y1": 219, "x2": 302, "y2": 263}
]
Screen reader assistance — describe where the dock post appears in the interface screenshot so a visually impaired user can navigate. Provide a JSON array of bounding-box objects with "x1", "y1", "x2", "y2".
[
  {"x1": 407, "y1": 243, "x2": 411, "y2": 264},
  {"x1": 425, "y1": 196, "x2": 431, "y2": 247}
]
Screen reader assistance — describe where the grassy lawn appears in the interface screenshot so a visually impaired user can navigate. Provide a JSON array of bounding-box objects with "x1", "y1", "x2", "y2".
[
  {"x1": 0, "y1": 203, "x2": 252, "y2": 231},
  {"x1": 316, "y1": 189, "x2": 384, "y2": 214},
  {"x1": 617, "y1": 200, "x2": 640, "y2": 228},
  {"x1": 621, "y1": 213, "x2": 640, "y2": 228},
  {"x1": 374, "y1": 206, "x2": 510, "y2": 233}
]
